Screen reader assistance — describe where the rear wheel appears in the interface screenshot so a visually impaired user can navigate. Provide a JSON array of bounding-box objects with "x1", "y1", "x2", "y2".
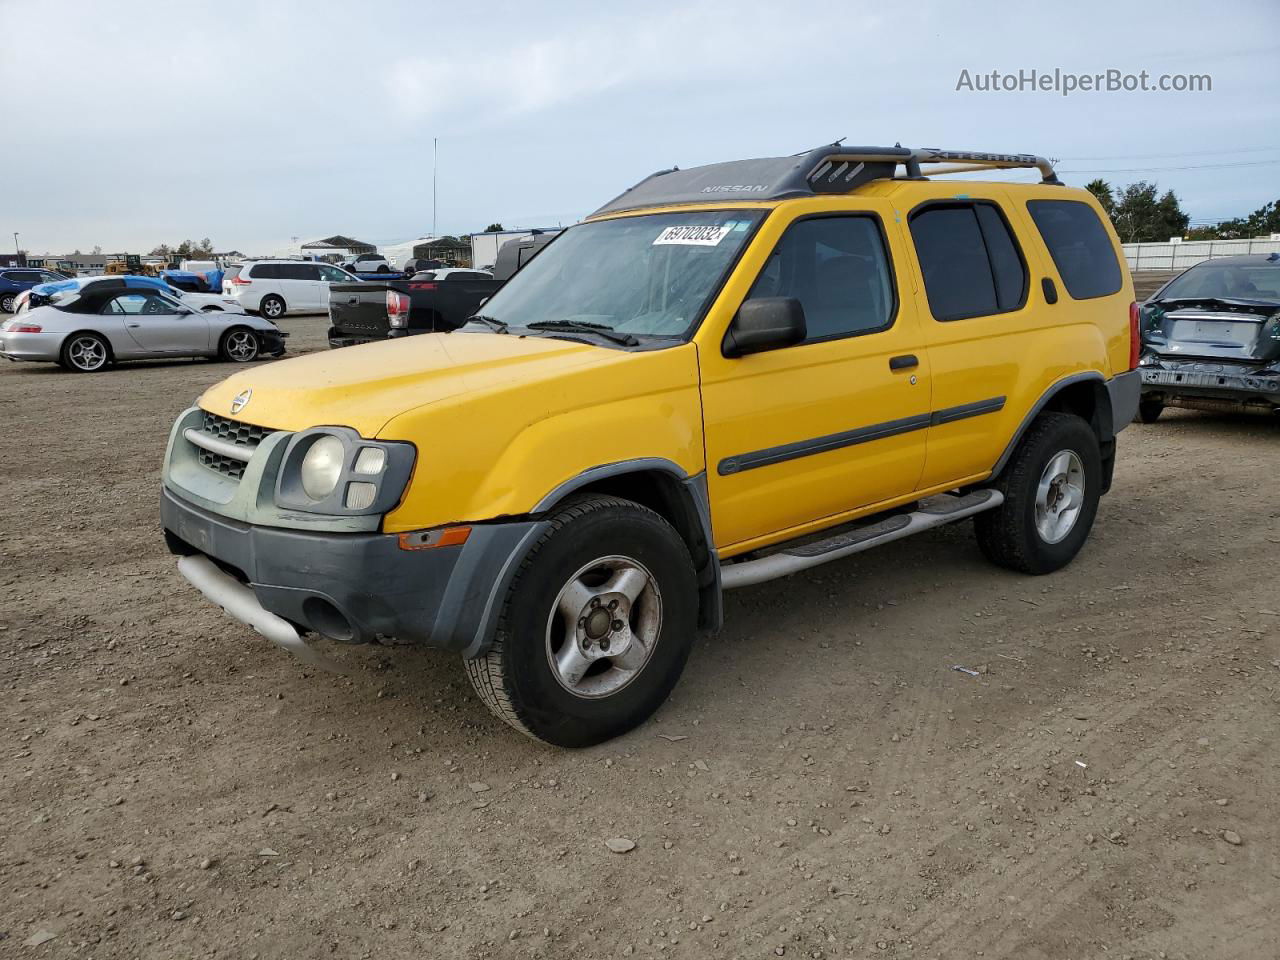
[
  {"x1": 258, "y1": 295, "x2": 285, "y2": 320},
  {"x1": 219, "y1": 327, "x2": 260, "y2": 363},
  {"x1": 60, "y1": 332, "x2": 111, "y2": 373},
  {"x1": 1137, "y1": 397, "x2": 1164, "y2": 423},
  {"x1": 975, "y1": 413, "x2": 1102, "y2": 575},
  {"x1": 465, "y1": 495, "x2": 698, "y2": 747}
]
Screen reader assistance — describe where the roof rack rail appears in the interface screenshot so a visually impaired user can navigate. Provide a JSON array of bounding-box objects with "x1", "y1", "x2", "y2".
[{"x1": 591, "y1": 143, "x2": 1061, "y2": 217}]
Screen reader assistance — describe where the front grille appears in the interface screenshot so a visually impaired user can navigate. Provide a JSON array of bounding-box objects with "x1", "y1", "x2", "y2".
[{"x1": 195, "y1": 412, "x2": 268, "y2": 480}]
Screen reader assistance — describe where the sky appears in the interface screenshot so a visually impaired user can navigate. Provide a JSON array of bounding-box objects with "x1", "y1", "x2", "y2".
[{"x1": 1, "y1": 0, "x2": 1277, "y2": 255}]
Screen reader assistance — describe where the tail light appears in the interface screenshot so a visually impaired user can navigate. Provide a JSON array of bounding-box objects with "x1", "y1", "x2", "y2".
[
  {"x1": 386, "y1": 290, "x2": 411, "y2": 328},
  {"x1": 230, "y1": 274, "x2": 252, "y2": 286},
  {"x1": 7, "y1": 322, "x2": 42, "y2": 333},
  {"x1": 1128, "y1": 301, "x2": 1141, "y2": 370}
]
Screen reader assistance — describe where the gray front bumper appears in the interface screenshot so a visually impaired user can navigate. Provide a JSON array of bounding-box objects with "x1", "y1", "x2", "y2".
[{"x1": 162, "y1": 488, "x2": 547, "y2": 657}]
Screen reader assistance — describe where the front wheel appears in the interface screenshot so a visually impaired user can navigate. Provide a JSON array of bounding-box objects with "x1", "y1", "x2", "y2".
[
  {"x1": 0, "y1": 293, "x2": 15, "y2": 313},
  {"x1": 975, "y1": 413, "x2": 1102, "y2": 575},
  {"x1": 465, "y1": 495, "x2": 698, "y2": 747},
  {"x1": 219, "y1": 327, "x2": 260, "y2": 362}
]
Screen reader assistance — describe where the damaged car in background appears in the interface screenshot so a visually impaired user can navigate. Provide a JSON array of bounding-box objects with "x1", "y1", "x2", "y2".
[{"x1": 1136, "y1": 253, "x2": 1280, "y2": 421}]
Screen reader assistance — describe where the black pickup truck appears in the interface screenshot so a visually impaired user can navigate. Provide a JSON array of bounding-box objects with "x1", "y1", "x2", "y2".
[{"x1": 326, "y1": 269, "x2": 498, "y2": 348}]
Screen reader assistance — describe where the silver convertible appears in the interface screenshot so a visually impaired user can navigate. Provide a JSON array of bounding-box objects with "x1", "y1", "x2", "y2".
[{"x1": 0, "y1": 276, "x2": 286, "y2": 373}]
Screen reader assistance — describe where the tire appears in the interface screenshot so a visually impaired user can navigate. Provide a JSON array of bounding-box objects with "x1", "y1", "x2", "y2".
[
  {"x1": 258, "y1": 295, "x2": 285, "y2": 320},
  {"x1": 60, "y1": 332, "x2": 112, "y2": 373},
  {"x1": 219, "y1": 327, "x2": 260, "y2": 363},
  {"x1": 1137, "y1": 398, "x2": 1164, "y2": 423},
  {"x1": 465, "y1": 495, "x2": 698, "y2": 747},
  {"x1": 0, "y1": 293, "x2": 15, "y2": 313},
  {"x1": 377, "y1": 264, "x2": 390, "y2": 273},
  {"x1": 975, "y1": 412, "x2": 1102, "y2": 575}
]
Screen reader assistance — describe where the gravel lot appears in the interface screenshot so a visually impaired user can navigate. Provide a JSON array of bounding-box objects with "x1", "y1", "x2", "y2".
[{"x1": 2, "y1": 314, "x2": 1277, "y2": 959}]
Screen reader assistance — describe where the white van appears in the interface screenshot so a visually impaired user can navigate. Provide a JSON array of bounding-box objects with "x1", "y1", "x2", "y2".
[{"x1": 224, "y1": 260, "x2": 359, "y2": 318}]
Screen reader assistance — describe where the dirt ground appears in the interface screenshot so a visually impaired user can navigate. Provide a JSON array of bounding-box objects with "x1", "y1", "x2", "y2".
[{"x1": 1, "y1": 314, "x2": 1277, "y2": 960}]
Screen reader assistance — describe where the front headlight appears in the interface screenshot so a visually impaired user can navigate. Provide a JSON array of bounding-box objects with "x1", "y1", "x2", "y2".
[
  {"x1": 301, "y1": 435, "x2": 345, "y2": 500},
  {"x1": 275, "y1": 427, "x2": 415, "y2": 516}
]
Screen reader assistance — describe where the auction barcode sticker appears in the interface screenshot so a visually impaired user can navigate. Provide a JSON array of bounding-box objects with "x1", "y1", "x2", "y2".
[{"x1": 652, "y1": 225, "x2": 733, "y2": 246}]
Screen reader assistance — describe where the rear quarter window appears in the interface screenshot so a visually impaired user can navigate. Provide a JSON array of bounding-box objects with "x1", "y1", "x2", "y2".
[{"x1": 1027, "y1": 199, "x2": 1123, "y2": 300}]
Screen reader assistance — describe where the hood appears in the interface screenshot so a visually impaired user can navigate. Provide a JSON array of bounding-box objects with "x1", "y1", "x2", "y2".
[
  {"x1": 1141, "y1": 298, "x2": 1280, "y2": 365},
  {"x1": 198, "y1": 331, "x2": 616, "y2": 436}
]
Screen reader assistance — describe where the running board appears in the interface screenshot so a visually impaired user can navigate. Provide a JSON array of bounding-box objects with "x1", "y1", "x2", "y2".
[{"x1": 720, "y1": 489, "x2": 1004, "y2": 590}]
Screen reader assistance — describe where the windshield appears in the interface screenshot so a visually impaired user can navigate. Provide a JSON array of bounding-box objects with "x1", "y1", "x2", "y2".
[
  {"x1": 1158, "y1": 262, "x2": 1280, "y2": 302},
  {"x1": 474, "y1": 209, "x2": 764, "y2": 339}
]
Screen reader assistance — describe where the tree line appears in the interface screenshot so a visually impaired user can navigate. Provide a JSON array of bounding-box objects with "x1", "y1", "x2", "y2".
[
  {"x1": 1085, "y1": 180, "x2": 1279, "y2": 243},
  {"x1": 148, "y1": 238, "x2": 216, "y2": 259}
]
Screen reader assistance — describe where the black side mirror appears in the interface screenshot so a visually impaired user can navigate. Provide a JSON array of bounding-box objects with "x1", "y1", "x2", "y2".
[{"x1": 723, "y1": 297, "x2": 807, "y2": 357}]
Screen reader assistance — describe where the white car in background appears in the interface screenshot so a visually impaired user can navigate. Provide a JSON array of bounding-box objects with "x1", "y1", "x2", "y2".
[
  {"x1": 223, "y1": 260, "x2": 359, "y2": 318},
  {"x1": 339, "y1": 253, "x2": 393, "y2": 274}
]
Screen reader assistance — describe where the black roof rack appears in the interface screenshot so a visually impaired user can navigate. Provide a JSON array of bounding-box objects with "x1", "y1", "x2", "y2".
[{"x1": 591, "y1": 143, "x2": 1061, "y2": 217}]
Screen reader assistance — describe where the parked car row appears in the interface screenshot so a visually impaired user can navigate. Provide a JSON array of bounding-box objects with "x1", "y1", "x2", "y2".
[{"x1": 0, "y1": 275, "x2": 284, "y2": 372}]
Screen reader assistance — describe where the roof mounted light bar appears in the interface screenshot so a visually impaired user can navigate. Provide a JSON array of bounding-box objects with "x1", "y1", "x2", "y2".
[
  {"x1": 802, "y1": 145, "x2": 1059, "y2": 189},
  {"x1": 590, "y1": 143, "x2": 1062, "y2": 217}
]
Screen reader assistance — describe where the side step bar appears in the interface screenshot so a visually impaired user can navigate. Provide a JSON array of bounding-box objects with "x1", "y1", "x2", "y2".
[{"x1": 721, "y1": 489, "x2": 1004, "y2": 590}]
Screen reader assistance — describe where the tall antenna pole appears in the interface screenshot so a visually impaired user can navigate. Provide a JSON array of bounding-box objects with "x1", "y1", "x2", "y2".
[{"x1": 432, "y1": 137, "x2": 438, "y2": 237}]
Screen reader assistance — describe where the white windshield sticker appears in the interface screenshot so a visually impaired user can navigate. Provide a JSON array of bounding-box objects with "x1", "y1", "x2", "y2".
[{"x1": 652, "y1": 225, "x2": 733, "y2": 246}]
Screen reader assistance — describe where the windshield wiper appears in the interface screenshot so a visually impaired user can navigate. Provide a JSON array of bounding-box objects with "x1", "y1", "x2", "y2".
[
  {"x1": 525, "y1": 320, "x2": 639, "y2": 347},
  {"x1": 465, "y1": 314, "x2": 509, "y2": 333}
]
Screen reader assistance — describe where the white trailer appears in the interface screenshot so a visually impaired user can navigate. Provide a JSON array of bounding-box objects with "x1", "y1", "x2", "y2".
[{"x1": 470, "y1": 230, "x2": 539, "y2": 271}]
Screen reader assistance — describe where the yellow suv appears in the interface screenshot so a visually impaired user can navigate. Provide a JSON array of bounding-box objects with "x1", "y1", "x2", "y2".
[{"x1": 161, "y1": 144, "x2": 1140, "y2": 746}]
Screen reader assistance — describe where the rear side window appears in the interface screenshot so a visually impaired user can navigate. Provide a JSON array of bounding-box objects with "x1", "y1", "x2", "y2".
[
  {"x1": 910, "y1": 203, "x2": 1027, "y2": 321},
  {"x1": 747, "y1": 215, "x2": 896, "y2": 342},
  {"x1": 293, "y1": 264, "x2": 322, "y2": 281},
  {"x1": 248, "y1": 263, "x2": 279, "y2": 280},
  {"x1": 1027, "y1": 199, "x2": 1122, "y2": 300}
]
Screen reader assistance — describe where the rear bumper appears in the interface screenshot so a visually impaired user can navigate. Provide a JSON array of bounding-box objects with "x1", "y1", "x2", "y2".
[
  {"x1": 0, "y1": 330, "x2": 61, "y2": 362},
  {"x1": 1140, "y1": 360, "x2": 1280, "y2": 406},
  {"x1": 326, "y1": 326, "x2": 420, "y2": 348},
  {"x1": 161, "y1": 487, "x2": 547, "y2": 656}
]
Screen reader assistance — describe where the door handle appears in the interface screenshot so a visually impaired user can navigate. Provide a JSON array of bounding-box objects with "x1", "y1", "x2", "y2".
[
  {"x1": 889, "y1": 354, "x2": 918, "y2": 371},
  {"x1": 127, "y1": 323, "x2": 140, "y2": 328}
]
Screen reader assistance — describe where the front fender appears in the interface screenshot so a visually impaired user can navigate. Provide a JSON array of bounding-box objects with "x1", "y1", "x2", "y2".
[{"x1": 379, "y1": 344, "x2": 705, "y2": 533}]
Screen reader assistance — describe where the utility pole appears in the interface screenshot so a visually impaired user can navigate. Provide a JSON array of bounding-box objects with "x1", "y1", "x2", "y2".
[
  {"x1": 432, "y1": 137, "x2": 438, "y2": 238},
  {"x1": 13, "y1": 232, "x2": 18, "y2": 255}
]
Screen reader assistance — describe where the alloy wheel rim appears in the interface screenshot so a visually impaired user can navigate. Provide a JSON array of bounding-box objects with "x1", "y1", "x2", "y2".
[
  {"x1": 264, "y1": 300, "x2": 282, "y2": 317},
  {"x1": 1035, "y1": 449, "x2": 1085, "y2": 544},
  {"x1": 227, "y1": 331, "x2": 257, "y2": 361},
  {"x1": 545, "y1": 555, "x2": 662, "y2": 699},
  {"x1": 69, "y1": 337, "x2": 106, "y2": 371}
]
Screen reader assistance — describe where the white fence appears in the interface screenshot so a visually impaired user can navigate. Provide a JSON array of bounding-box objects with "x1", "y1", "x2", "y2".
[{"x1": 1124, "y1": 237, "x2": 1280, "y2": 272}]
